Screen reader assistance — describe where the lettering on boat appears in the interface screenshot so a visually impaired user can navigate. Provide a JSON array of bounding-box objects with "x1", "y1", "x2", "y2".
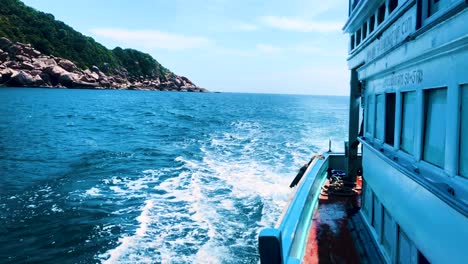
[
  {"x1": 366, "y1": 12, "x2": 415, "y2": 61},
  {"x1": 383, "y1": 69, "x2": 423, "y2": 88}
]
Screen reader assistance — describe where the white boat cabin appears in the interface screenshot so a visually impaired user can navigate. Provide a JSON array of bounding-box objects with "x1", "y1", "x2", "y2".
[{"x1": 344, "y1": 0, "x2": 468, "y2": 263}]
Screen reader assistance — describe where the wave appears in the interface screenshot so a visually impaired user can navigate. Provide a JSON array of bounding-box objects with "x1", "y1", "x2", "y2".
[{"x1": 93, "y1": 121, "x2": 329, "y2": 263}]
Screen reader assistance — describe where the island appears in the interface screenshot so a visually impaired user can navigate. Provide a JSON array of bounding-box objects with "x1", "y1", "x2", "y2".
[{"x1": 0, "y1": 0, "x2": 207, "y2": 92}]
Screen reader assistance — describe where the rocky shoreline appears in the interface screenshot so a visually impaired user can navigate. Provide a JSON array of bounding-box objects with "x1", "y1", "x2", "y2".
[{"x1": 0, "y1": 37, "x2": 207, "y2": 92}]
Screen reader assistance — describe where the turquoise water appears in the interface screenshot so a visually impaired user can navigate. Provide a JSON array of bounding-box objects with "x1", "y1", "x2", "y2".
[{"x1": 0, "y1": 88, "x2": 348, "y2": 263}]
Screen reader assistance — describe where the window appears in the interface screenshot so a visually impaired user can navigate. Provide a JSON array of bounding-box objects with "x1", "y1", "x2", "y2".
[
  {"x1": 351, "y1": 34, "x2": 355, "y2": 50},
  {"x1": 378, "y1": 3, "x2": 386, "y2": 24},
  {"x1": 369, "y1": 14, "x2": 375, "y2": 33},
  {"x1": 389, "y1": 0, "x2": 398, "y2": 14},
  {"x1": 366, "y1": 95, "x2": 375, "y2": 135},
  {"x1": 423, "y1": 88, "x2": 447, "y2": 168},
  {"x1": 356, "y1": 29, "x2": 362, "y2": 46},
  {"x1": 401, "y1": 92, "x2": 416, "y2": 154},
  {"x1": 428, "y1": 0, "x2": 441, "y2": 17},
  {"x1": 398, "y1": 229, "x2": 413, "y2": 264},
  {"x1": 376, "y1": 94, "x2": 385, "y2": 141},
  {"x1": 385, "y1": 93, "x2": 396, "y2": 146},
  {"x1": 382, "y1": 208, "x2": 395, "y2": 258},
  {"x1": 460, "y1": 85, "x2": 468, "y2": 178},
  {"x1": 373, "y1": 196, "x2": 383, "y2": 238},
  {"x1": 362, "y1": 180, "x2": 373, "y2": 221},
  {"x1": 363, "y1": 22, "x2": 368, "y2": 39},
  {"x1": 419, "y1": 0, "x2": 457, "y2": 28}
]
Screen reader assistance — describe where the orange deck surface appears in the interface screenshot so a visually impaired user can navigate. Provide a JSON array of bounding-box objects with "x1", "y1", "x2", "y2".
[{"x1": 302, "y1": 178, "x2": 362, "y2": 264}]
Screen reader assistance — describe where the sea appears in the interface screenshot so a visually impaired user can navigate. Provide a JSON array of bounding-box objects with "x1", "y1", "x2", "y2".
[{"x1": 0, "y1": 88, "x2": 348, "y2": 264}]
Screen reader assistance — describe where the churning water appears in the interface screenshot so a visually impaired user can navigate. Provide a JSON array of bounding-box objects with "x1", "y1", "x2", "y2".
[{"x1": 0, "y1": 88, "x2": 348, "y2": 263}]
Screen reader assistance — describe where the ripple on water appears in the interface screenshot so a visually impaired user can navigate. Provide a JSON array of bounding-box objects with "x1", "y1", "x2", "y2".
[{"x1": 0, "y1": 90, "x2": 348, "y2": 263}]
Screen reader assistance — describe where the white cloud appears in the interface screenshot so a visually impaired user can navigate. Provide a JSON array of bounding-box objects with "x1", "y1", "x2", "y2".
[
  {"x1": 259, "y1": 16, "x2": 342, "y2": 33},
  {"x1": 293, "y1": 44, "x2": 323, "y2": 54},
  {"x1": 231, "y1": 22, "x2": 259, "y2": 32},
  {"x1": 256, "y1": 44, "x2": 282, "y2": 53},
  {"x1": 90, "y1": 28, "x2": 211, "y2": 50},
  {"x1": 215, "y1": 47, "x2": 254, "y2": 56}
]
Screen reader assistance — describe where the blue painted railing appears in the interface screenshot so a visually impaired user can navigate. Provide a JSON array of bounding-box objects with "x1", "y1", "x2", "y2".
[{"x1": 258, "y1": 153, "x2": 332, "y2": 264}]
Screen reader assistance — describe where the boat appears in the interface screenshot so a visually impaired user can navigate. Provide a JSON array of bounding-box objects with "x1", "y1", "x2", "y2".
[{"x1": 258, "y1": 0, "x2": 468, "y2": 263}]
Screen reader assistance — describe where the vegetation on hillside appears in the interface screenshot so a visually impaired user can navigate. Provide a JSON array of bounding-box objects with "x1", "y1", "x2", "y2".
[{"x1": 0, "y1": 0, "x2": 172, "y2": 78}]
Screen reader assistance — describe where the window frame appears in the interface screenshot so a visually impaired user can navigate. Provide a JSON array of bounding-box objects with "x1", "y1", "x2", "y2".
[
  {"x1": 363, "y1": 21, "x2": 368, "y2": 40},
  {"x1": 375, "y1": 93, "x2": 386, "y2": 142},
  {"x1": 458, "y1": 84, "x2": 468, "y2": 178},
  {"x1": 366, "y1": 94, "x2": 376, "y2": 138},
  {"x1": 422, "y1": 87, "x2": 448, "y2": 169},
  {"x1": 356, "y1": 28, "x2": 362, "y2": 46},
  {"x1": 418, "y1": 0, "x2": 465, "y2": 28},
  {"x1": 382, "y1": 207, "x2": 397, "y2": 262},
  {"x1": 400, "y1": 90, "x2": 417, "y2": 155}
]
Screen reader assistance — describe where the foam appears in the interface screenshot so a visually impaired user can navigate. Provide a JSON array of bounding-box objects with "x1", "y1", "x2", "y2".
[
  {"x1": 84, "y1": 187, "x2": 101, "y2": 196},
  {"x1": 51, "y1": 204, "x2": 63, "y2": 213},
  {"x1": 97, "y1": 119, "x2": 323, "y2": 263},
  {"x1": 135, "y1": 200, "x2": 153, "y2": 236},
  {"x1": 100, "y1": 199, "x2": 155, "y2": 264}
]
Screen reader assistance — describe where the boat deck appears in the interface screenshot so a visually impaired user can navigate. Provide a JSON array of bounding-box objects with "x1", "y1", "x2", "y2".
[{"x1": 302, "y1": 177, "x2": 362, "y2": 264}]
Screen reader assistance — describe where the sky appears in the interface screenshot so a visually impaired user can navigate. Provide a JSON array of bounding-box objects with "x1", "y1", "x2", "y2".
[{"x1": 22, "y1": 0, "x2": 350, "y2": 95}]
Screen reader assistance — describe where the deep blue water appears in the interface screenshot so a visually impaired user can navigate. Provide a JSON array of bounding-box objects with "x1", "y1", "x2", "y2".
[{"x1": 0, "y1": 88, "x2": 348, "y2": 263}]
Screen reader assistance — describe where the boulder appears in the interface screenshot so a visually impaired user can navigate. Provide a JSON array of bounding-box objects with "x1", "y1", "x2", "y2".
[
  {"x1": 0, "y1": 37, "x2": 12, "y2": 50},
  {"x1": 98, "y1": 71, "x2": 107, "y2": 79},
  {"x1": 58, "y1": 72, "x2": 80, "y2": 87},
  {"x1": 7, "y1": 71, "x2": 34, "y2": 86},
  {"x1": 89, "y1": 72, "x2": 99, "y2": 80},
  {"x1": 113, "y1": 76, "x2": 125, "y2": 84},
  {"x1": 20, "y1": 61, "x2": 35, "y2": 70},
  {"x1": 74, "y1": 80, "x2": 99, "y2": 88},
  {"x1": 11, "y1": 44, "x2": 24, "y2": 54},
  {"x1": 0, "y1": 68, "x2": 15, "y2": 83},
  {"x1": 5, "y1": 61, "x2": 19, "y2": 69},
  {"x1": 32, "y1": 57, "x2": 55, "y2": 69},
  {"x1": 99, "y1": 79, "x2": 111, "y2": 88},
  {"x1": 15, "y1": 54, "x2": 30, "y2": 62},
  {"x1": 39, "y1": 72, "x2": 51, "y2": 84},
  {"x1": 29, "y1": 49, "x2": 41, "y2": 57},
  {"x1": 102, "y1": 62, "x2": 110, "y2": 73},
  {"x1": 174, "y1": 78, "x2": 182, "y2": 87},
  {"x1": 91, "y1": 66, "x2": 100, "y2": 73},
  {"x1": 79, "y1": 74, "x2": 96, "y2": 83},
  {"x1": 21, "y1": 46, "x2": 41, "y2": 57},
  {"x1": 0, "y1": 51, "x2": 9, "y2": 62},
  {"x1": 44, "y1": 65, "x2": 67, "y2": 78},
  {"x1": 43, "y1": 65, "x2": 67, "y2": 86},
  {"x1": 58, "y1": 59, "x2": 77, "y2": 72},
  {"x1": 31, "y1": 75, "x2": 45, "y2": 86}
]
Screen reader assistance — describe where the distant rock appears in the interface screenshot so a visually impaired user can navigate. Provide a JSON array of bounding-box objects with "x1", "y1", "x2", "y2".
[
  {"x1": 0, "y1": 37, "x2": 12, "y2": 50},
  {"x1": 0, "y1": 49, "x2": 9, "y2": 61},
  {"x1": 0, "y1": 38, "x2": 207, "y2": 92},
  {"x1": 44, "y1": 65, "x2": 66, "y2": 78},
  {"x1": 57, "y1": 59, "x2": 77, "y2": 72},
  {"x1": 7, "y1": 71, "x2": 34, "y2": 86},
  {"x1": 90, "y1": 65, "x2": 100, "y2": 73}
]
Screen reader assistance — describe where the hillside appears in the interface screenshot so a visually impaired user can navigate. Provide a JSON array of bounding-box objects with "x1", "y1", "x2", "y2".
[{"x1": 0, "y1": 0, "x2": 205, "y2": 91}]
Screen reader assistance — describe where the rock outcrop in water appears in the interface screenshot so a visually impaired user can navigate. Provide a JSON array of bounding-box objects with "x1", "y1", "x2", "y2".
[{"x1": 0, "y1": 37, "x2": 207, "y2": 92}]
